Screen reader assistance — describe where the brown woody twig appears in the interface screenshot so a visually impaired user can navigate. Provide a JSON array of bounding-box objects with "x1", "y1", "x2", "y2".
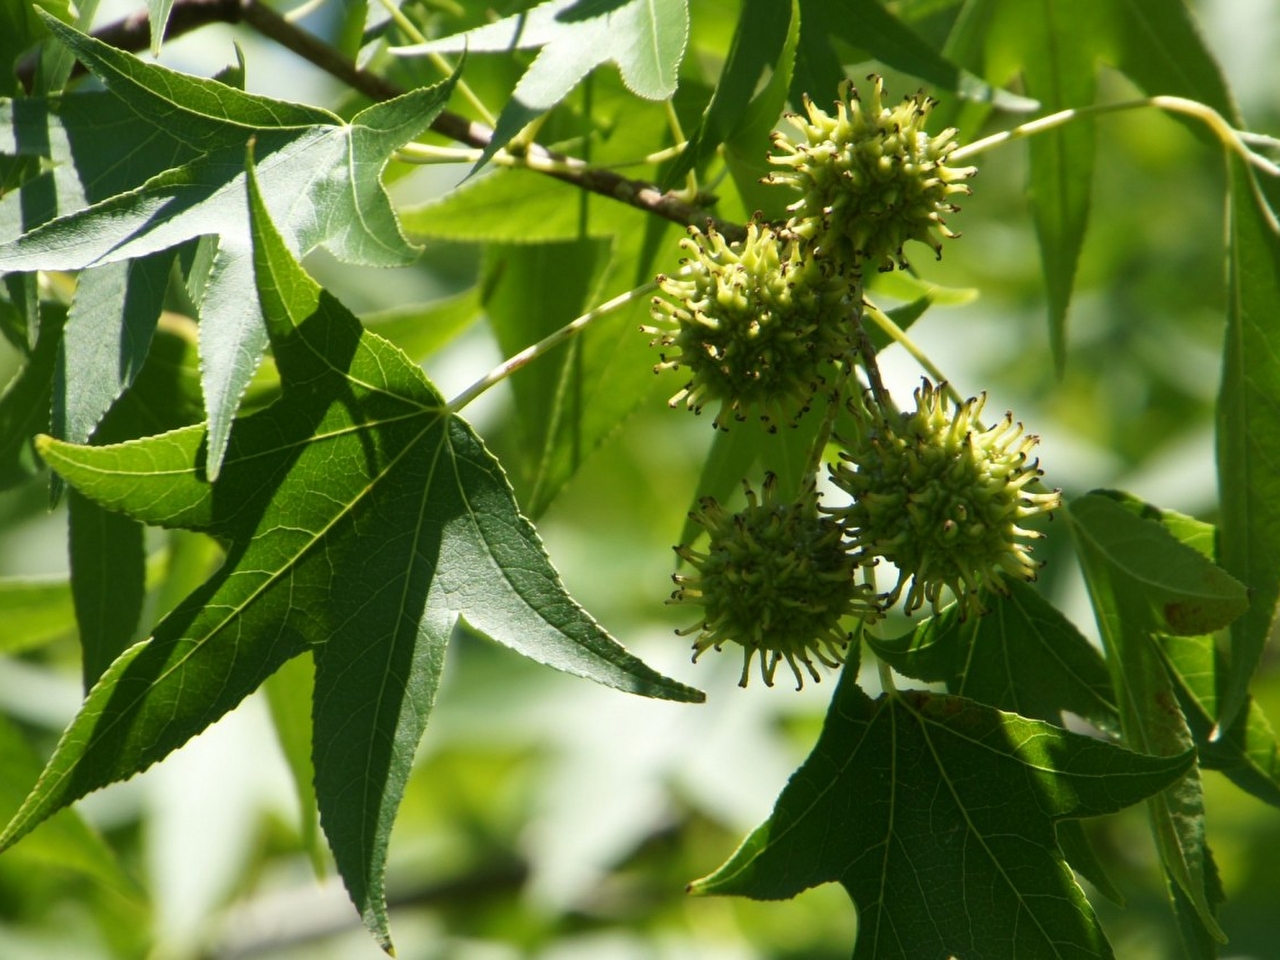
[{"x1": 18, "y1": 0, "x2": 745, "y2": 240}]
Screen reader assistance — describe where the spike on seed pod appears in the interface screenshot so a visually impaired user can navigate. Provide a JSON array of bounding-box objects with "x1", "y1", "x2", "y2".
[
  {"x1": 767, "y1": 75, "x2": 976, "y2": 277},
  {"x1": 645, "y1": 223, "x2": 856, "y2": 430},
  {"x1": 827, "y1": 380, "x2": 1062, "y2": 617},
  {"x1": 669, "y1": 474, "x2": 881, "y2": 689}
]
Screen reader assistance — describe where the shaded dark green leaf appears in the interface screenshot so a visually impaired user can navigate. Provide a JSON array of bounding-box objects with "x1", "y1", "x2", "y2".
[
  {"x1": 0, "y1": 298, "x2": 64, "y2": 489},
  {"x1": 666, "y1": 0, "x2": 794, "y2": 188},
  {"x1": 868, "y1": 579, "x2": 1119, "y2": 734},
  {"x1": 693, "y1": 656, "x2": 1192, "y2": 959},
  {"x1": 1067, "y1": 491, "x2": 1229, "y2": 948},
  {"x1": 1216, "y1": 157, "x2": 1280, "y2": 733}
]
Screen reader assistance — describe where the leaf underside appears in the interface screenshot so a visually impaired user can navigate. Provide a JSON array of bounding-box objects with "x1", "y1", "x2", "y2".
[{"x1": 3, "y1": 146, "x2": 701, "y2": 953}]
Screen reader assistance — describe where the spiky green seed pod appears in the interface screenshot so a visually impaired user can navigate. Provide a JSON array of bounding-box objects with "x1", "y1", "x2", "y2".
[
  {"x1": 767, "y1": 76, "x2": 976, "y2": 276},
  {"x1": 647, "y1": 223, "x2": 854, "y2": 430},
  {"x1": 828, "y1": 380, "x2": 1062, "y2": 617},
  {"x1": 670, "y1": 474, "x2": 880, "y2": 689}
]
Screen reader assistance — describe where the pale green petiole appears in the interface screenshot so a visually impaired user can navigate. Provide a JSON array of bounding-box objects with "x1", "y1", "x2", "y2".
[
  {"x1": 447, "y1": 282, "x2": 659, "y2": 412},
  {"x1": 952, "y1": 95, "x2": 1280, "y2": 179},
  {"x1": 373, "y1": 0, "x2": 496, "y2": 126},
  {"x1": 863, "y1": 300, "x2": 963, "y2": 407}
]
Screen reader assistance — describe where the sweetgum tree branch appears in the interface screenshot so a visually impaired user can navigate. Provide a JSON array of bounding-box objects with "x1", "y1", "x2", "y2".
[{"x1": 21, "y1": 0, "x2": 745, "y2": 240}]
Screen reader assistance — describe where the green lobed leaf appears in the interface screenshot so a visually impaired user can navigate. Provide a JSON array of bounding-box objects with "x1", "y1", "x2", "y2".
[
  {"x1": 394, "y1": 0, "x2": 688, "y2": 169},
  {"x1": 868, "y1": 579, "x2": 1119, "y2": 734},
  {"x1": 869, "y1": 579, "x2": 1126, "y2": 906},
  {"x1": 0, "y1": 151, "x2": 702, "y2": 954},
  {"x1": 0, "y1": 92, "x2": 195, "y2": 238},
  {"x1": 0, "y1": 16, "x2": 456, "y2": 479},
  {"x1": 1216, "y1": 157, "x2": 1280, "y2": 734},
  {"x1": 36, "y1": 13, "x2": 335, "y2": 150},
  {"x1": 692, "y1": 654, "x2": 1192, "y2": 960},
  {"x1": 244, "y1": 156, "x2": 700, "y2": 945},
  {"x1": 1067, "y1": 490, "x2": 1229, "y2": 947}
]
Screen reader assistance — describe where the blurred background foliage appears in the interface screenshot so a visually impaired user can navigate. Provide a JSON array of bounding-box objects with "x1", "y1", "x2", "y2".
[{"x1": 0, "y1": 0, "x2": 1278, "y2": 957}]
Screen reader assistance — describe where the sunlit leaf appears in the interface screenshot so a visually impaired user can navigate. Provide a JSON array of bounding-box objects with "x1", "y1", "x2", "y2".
[
  {"x1": 0, "y1": 13, "x2": 456, "y2": 478},
  {"x1": 0, "y1": 150, "x2": 701, "y2": 952}
]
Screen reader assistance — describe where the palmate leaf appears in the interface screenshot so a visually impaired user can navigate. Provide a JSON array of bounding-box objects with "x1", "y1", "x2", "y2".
[
  {"x1": 692, "y1": 651, "x2": 1193, "y2": 960},
  {"x1": 868, "y1": 582, "x2": 1124, "y2": 904},
  {"x1": 0, "y1": 13, "x2": 454, "y2": 479},
  {"x1": 868, "y1": 580, "x2": 1119, "y2": 735},
  {"x1": 2, "y1": 149, "x2": 702, "y2": 953}
]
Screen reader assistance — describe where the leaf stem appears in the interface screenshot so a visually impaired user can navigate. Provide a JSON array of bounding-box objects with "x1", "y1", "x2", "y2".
[
  {"x1": 952, "y1": 96, "x2": 1280, "y2": 179},
  {"x1": 851, "y1": 297, "x2": 891, "y2": 411},
  {"x1": 282, "y1": 0, "x2": 327, "y2": 22},
  {"x1": 447, "y1": 282, "x2": 658, "y2": 412},
  {"x1": 665, "y1": 100, "x2": 699, "y2": 202},
  {"x1": 39, "y1": 0, "x2": 744, "y2": 242},
  {"x1": 876, "y1": 651, "x2": 898, "y2": 697},
  {"x1": 862, "y1": 300, "x2": 963, "y2": 407}
]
